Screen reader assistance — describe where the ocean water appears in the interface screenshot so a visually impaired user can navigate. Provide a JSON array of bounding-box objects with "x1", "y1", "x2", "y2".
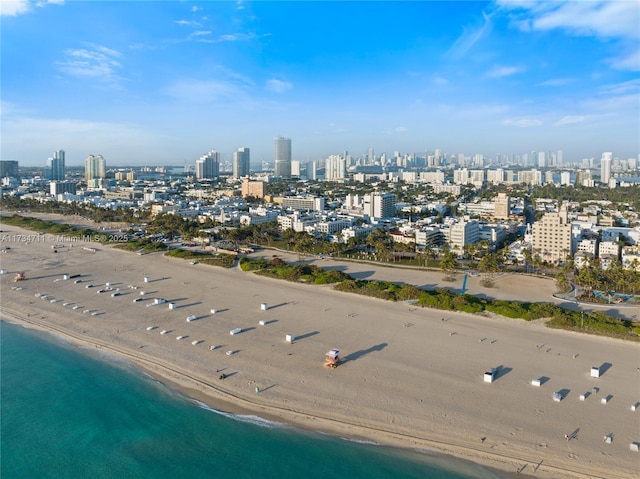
[{"x1": 1, "y1": 321, "x2": 511, "y2": 479}]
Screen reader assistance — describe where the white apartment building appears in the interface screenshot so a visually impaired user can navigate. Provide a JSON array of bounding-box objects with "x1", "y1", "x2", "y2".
[
  {"x1": 282, "y1": 196, "x2": 325, "y2": 212},
  {"x1": 598, "y1": 241, "x2": 619, "y2": 258},
  {"x1": 316, "y1": 217, "x2": 352, "y2": 235},
  {"x1": 453, "y1": 168, "x2": 469, "y2": 184},
  {"x1": 478, "y1": 223, "x2": 508, "y2": 249},
  {"x1": 576, "y1": 238, "x2": 597, "y2": 256},
  {"x1": 419, "y1": 171, "x2": 445, "y2": 183},
  {"x1": 518, "y1": 169, "x2": 543, "y2": 186},
  {"x1": 622, "y1": 246, "x2": 640, "y2": 271},
  {"x1": 447, "y1": 220, "x2": 480, "y2": 251},
  {"x1": 415, "y1": 226, "x2": 443, "y2": 247},
  {"x1": 363, "y1": 192, "x2": 395, "y2": 219},
  {"x1": 277, "y1": 213, "x2": 319, "y2": 232},
  {"x1": 486, "y1": 169, "x2": 504, "y2": 185},
  {"x1": 431, "y1": 183, "x2": 461, "y2": 196}
]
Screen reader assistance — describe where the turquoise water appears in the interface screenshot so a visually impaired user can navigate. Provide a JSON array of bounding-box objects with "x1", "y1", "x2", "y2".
[{"x1": 1, "y1": 321, "x2": 511, "y2": 479}]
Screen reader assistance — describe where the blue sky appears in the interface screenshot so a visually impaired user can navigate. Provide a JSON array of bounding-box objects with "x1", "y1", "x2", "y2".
[{"x1": 2, "y1": 0, "x2": 639, "y2": 167}]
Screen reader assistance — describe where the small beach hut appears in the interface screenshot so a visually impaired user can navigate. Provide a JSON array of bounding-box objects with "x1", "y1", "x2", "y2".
[
  {"x1": 591, "y1": 366, "x2": 601, "y2": 378},
  {"x1": 484, "y1": 368, "x2": 497, "y2": 383}
]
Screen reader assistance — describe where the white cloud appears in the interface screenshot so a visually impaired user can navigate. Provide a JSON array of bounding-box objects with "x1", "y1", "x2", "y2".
[
  {"x1": 607, "y1": 47, "x2": 640, "y2": 72},
  {"x1": 486, "y1": 65, "x2": 523, "y2": 78},
  {"x1": 394, "y1": 126, "x2": 408, "y2": 132},
  {"x1": 532, "y1": 1, "x2": 639, "y2": 40},
  {"x1": 432, "y1": 76, "x2": 449, "y2": 86},
  {"x1": 164, "y1": 79, "x2": 247, "y2": 103},
  {"x1": 502, "y1": 118, "x2": 542, "y2": 127},
  {"x1": 190, "y1": 30, "x2": 211, "y2": 38},
  {"x1": 1, "y1": 0, "x2": 31, "y2": 15},
  {"x1": 446, "y1": 11, "x2": 494, "y2": 59},
  {"x1": 175, "y1": 20, "x2": 201, "y2": 27},
  {"x1": 36, "y1": 0, "x2": 63, "y2": 7},
  {"x1": 496, "y1": 0, "x2": 640, "y2": 71},
  {"x1": 56, "y1": 45, "x2": 123, "y2": 87},
  {"x1": 1, "y1": 0, "x2": 62, "y2": 15},
  {"x1": 265, "y1": 79, "x2": 292, "y2": 93},
  {"x1": 554, "y1": 115, "x2": 585, "y2": 126},
  {"x1": 538, "y1": 77, "x2": 575, "y2": 87}
]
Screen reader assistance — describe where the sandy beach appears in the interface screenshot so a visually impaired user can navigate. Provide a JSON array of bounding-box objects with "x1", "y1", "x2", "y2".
[{"x1": 1, "y1": 219, "x2": 639, "y2": 479}]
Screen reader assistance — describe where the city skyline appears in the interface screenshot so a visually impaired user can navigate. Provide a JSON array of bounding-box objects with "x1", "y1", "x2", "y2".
[{"x1": 2, "y1": 0, "x2": 639, "y2": 166}]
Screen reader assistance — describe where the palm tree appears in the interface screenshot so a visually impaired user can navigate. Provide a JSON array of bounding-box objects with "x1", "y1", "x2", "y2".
[{"x1": 440, "y1": 250, "x2": 458, "y2": 281}]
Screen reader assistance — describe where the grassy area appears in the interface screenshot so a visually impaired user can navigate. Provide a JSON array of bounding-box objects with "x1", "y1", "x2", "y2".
[
  {"x1": 165, "y1": 248, "x2": 236, "y2": 268},
  {"x1": 239, "y1": 256, "x2": 350, "y2": 284},
  {"x1": 2, "y1": 214, "x2": 101, "y2": 242},
  {"x1": 113, "y1": 239, "x2": 167, "y2": 253}
]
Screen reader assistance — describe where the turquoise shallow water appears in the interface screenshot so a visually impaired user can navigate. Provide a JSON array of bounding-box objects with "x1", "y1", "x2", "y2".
[{"x1": 1, "y1": 321, "x2": 512, "y2": 479}]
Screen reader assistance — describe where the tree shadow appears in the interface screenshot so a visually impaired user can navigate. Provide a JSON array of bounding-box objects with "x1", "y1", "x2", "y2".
[{"x1": 342, "y1": 343, "x2": 388, "y2": 363}]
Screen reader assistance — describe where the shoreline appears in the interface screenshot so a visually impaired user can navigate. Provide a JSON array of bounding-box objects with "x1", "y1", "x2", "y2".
[
  {"x1": 1, "y1": 218, "x2": 638, "y2": 479},
  {"x1": 0, "y1": 313, "x2": 536, "y2": 479}
]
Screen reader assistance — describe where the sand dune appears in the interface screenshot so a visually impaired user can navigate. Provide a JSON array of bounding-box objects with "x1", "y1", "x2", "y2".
[{"x1": 1, "y1": 222, "x2": 639, "y2": 479}]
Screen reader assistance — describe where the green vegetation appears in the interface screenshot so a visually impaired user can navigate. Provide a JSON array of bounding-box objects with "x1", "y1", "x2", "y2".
[
  {"x1": 239, "y1": 256, "x2": 350, "y2": 284},
  {"x1": 2, "y1": 196, "x2": 137, "y2": 223},
  {"x1": 113, "y1": 238, "x2": 168, "y2": 253},
  {"x1": 165, "y1": 248, "x2": 236, "y2": 268},
  {"x1": 2, "y1": 214, "x2": 99, "y2": 241}
]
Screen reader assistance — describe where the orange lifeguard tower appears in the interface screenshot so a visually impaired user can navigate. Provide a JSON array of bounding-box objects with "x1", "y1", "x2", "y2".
[{"x1": 324, "y1": 348, "x2": 340, "y2": 368}]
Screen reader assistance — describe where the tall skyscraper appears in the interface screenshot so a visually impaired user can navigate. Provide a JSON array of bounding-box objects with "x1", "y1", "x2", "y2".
[
  {"x1": 232, "y1": 147, "x2": 250, "y2": 178},
  {"x1": 196, "y1": 150, "x2": 220, "y2": 180},
  {"x1": 532, "y1": 203, "x2": 572, "y2": 264},
  {"x1": 0, "y1": 160, "x2": 19, "y2": 178},
  {"x1": 274, "y1": 137, "x2": 291, "y2": 178},
  {"x1": 84, "y1": 154, "x2": 106, "y2": 181},
  {"x1": 537, "y1": 151, "x2": 546, "y2": 168},
  {"x1": 601, "y1": 152, "x2": 612, "y2": 185},
  {"x1": 46, "y1": 149, "x2": 65, "y2": 180}
]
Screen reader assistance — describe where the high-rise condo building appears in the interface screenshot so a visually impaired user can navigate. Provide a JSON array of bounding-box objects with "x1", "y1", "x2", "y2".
[
  {"x1": 364, "y1": 192, "x2": 395, "y2": 219},
  {"x1": 537, "y1": 151, "x2": 546, "y2": 168},
  {"x1": 232, "y1": 147, "x2": 250, "y2": 178},
  {"x1": 601, "y1": 152, "x2": 612, "y2": 185},
  {"x1": 274, "y1": 137, "x2": 291, "y2": 178},
  {"x1": 85, "y1": 154, "x2": 106, "y2": 181},
  {"x1": 196, "y1": 150, "x2": 220, "y2": 180},
  {"x1": 0, "y1": 160, "x2": 19, "y2": 179},
  {"x1": 494, "y1": 192, "x2": 510, "y2": 219},
  {"x1": 46, "y1": 149, "x2": 66, "y2": 180},
  {"x1": 531, "y1": 203, "x2": 572, "y2": 264}
]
